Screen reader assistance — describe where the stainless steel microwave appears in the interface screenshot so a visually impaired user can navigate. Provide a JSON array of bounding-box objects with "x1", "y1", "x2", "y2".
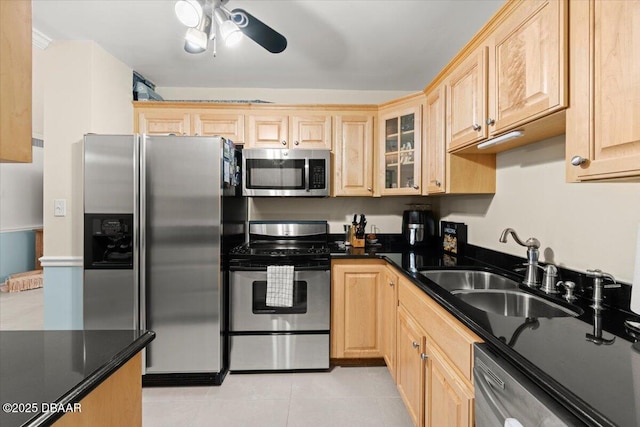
[{"x1": 242, "y1": 148, "x2": 331, "y2": 197}]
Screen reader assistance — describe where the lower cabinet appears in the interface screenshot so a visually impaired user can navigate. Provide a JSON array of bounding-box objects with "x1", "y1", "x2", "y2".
[
  {"x1": 397, "y1": 306, "x2": 427, "y2": 426},
  {"x1": 397, "y1": 276, "x2": 480, "y2": 427},
  {"x1": 425, "y1": 341, "x2": 474, "y2": 427},
  {"x1": 380, "y1": 266, "x2": 399, "y2": 380},
  {"x1": 331, "y1": 261, "x2": 480, "y2": 426},
  {"x1": 331, "y1": 260, "x2": 385, "y2": 358}
]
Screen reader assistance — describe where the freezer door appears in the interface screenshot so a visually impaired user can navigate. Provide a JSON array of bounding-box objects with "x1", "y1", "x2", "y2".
[
  {"x1": 84, "y1": 270, "x2": 137, "y2": 330},
  {"x1": 83, "y1": 135, "x2": 136, "y2": 214},
  {"x1": 142, "y1": 135, "x2": 222, "y2": 374}
]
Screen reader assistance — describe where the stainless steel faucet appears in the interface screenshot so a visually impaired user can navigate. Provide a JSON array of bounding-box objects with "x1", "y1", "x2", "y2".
[
  {"x1": 586, "y1": 269, "x2": 620, "y2": 310},
  {"x1": 499, "y1": 228, "x2": 541, "y2": 287}
]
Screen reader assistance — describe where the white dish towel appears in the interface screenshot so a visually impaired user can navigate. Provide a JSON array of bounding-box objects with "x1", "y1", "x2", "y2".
[{"x1": 266, "y1": 265, "x2": 295, "y2": 307}]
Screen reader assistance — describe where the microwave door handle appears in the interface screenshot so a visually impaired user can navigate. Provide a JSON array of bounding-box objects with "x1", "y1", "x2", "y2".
[{"x1": 305, "y1": 159, "x2": 310, "y2": 192}]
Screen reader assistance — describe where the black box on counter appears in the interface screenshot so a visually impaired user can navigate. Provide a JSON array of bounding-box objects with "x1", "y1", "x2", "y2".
[{"x1": 441, "y1": 221, "x2": 467, "y2": 257}]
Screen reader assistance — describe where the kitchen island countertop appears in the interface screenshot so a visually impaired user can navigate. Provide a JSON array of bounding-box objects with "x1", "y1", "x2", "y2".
[{"x1": 0, "y1": 329, "x2": 155, "y2": 427}]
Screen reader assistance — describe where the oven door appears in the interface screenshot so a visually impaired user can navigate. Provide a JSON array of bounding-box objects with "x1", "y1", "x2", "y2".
[{"x1": 229, "y1": 269, "x2": 330, "y2": 332}]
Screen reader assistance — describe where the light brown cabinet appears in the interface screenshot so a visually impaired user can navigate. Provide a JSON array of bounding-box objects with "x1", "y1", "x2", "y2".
[
  {"x1": 396, "y1": 306, "x2": 427, "y2": 427},
  {"x1": 379, "y1": 266, "x2": 399, "y2": 380},
  {"x1": 0, "y1": 0, "x2": 32, "y2": 163},
  {"x1": 424, "y1": 84, "x2": 496, "y2": 195},
  {"x1": 53, "y1": 353, "x2": 142, "y2": 427},
  {"x1": 486, "y1": 0, "x2": 567, "y2": 135},
  {"x1": 134, "y1": 104, "x2": 245, "y2": 143},
  {"x1": 333, "y1": 114, "x2": 375, "y2": 196},
  {"x1": 426, "y1": 341, "x2": 474, "y2": 427},
  {"x1": 423, "y1": 86, "x2": 446, "y2": 194},
  {"x1": 136, "y1": 108, "x2": 191, "y2": 135},
  {"x1": 446, "y1": 0, "x2": 567, "y2": 154},
  {"x1": 378, "y1": 97, "x2": 423, "y2": 195},
  {"x1": 192, "y1": 111, "x2": 244, "y2": 142},
  {"x1": 398, "y1": 276, "x2": 481, "y2": 427},
  {"x1": 331, "y1": 260, "x2": 385, "y2": 359},
  {"x1": 566, "y1": 0, "x2": 640, "y2": 181},
  {"x1": 246, "y1": 113, "x2": 332, "y2": 150},
  {"x1": 446, "y1": 46, "x2": 488, "y2": 152}
]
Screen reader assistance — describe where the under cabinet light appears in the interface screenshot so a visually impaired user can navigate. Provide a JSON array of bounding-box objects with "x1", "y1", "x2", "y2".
[{"x1": 477, "y1": 131, "x2": 524, "y2": 150}]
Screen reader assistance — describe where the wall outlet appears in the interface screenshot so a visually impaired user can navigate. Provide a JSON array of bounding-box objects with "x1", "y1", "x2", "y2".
[{"x1": 54, "y1": 199, "x2": 66, "y2": 217}]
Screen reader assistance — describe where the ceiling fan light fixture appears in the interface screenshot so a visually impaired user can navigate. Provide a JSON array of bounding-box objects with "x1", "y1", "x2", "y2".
[
  {"x1": 175, "y1": 0, "x2": 203, "y2": 28},
  {"x1": 184, "y1": 27, "x2": 208, "y2": 52},
  {"x1": 184, "y1": 39, "x2": 207, "y2": 54},
  {"x1": 220, "y1": 20, "x2": 243, "y2": 46},
  {"x1": 213, "y1": 7, "x2": 243, "y2": 47}
]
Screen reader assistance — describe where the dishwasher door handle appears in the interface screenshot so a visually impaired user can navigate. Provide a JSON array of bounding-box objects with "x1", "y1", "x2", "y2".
[{"x1": 475, "y1": 367, "x2": 513, "y2": 423}]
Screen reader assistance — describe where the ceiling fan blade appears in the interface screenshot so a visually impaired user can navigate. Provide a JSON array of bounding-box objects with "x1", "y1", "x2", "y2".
[{"x1": 231, "y1": 8, "x2": 287, "y2": 54}]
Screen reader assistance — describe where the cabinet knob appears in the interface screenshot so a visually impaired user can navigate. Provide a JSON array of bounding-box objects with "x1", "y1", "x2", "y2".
[
  {"x1": 413, "y1": 185, "x2": 419, "y2": 190},
  {"x1": 294, "y1": 140, "x2": 300, "y2": 146},
  {"x1": 367, "y1": 187, "x2": 372, "y2": 192},
  {"x1": 486, "y1": 118, "x2": 495, "y2": 126},
  {"x1": 420, "y1": 353, "x2": 429, "y2": 361},
  {"x1": 281, "y1": 140, "x2": 287, "y2": 146},
  {"x1": 389, "y1": 281, "x2": 395, "y2": 287},
  {"x1": 571, "y1": 156, "x2": 587, "y2": 166},
  {"x1": 472, "y1": 123, "x2": 481, "y2": 131},
  {"x1": 412, "y1": 341, "x2": 420, "y2": 349},
  {"x1": 435, "y1": 180, "x2": 441, "y2": 187}
]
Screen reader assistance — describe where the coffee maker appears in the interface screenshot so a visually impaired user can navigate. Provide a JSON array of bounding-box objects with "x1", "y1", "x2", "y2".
[{"x1": 402, "y1": 205, "x2": 435, "y2": 247}]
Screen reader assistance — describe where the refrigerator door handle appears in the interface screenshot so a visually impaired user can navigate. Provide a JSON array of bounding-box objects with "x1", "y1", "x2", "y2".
[
  {"x1": 140, "y1": 135, "x2": 148, "y2": 370},
  {"x1": 133, "y1": 135, "x2": 140, "y2": 331}
]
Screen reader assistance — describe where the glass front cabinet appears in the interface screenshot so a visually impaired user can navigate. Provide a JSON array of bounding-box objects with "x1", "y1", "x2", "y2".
[{"x1": 378, "y1": 103, "x2": 422, "y2": 195}]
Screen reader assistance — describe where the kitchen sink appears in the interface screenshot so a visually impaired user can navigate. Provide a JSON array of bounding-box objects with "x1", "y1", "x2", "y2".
[
  {"x1": 451, "y1": 289, "x2": 583, "y2": 318},
  {"x1": 419, "y1": 269, "x2": 520, "y2": 292}
]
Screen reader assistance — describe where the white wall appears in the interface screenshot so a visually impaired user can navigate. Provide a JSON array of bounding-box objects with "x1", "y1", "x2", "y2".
[
  {"x1": 439, "y1": 135, "x2": 640, "y2": 284},
  {"x1": 157, "y1": 87, "x2": 413, "y2": 105},
  {"x1": 0, "y1": 147, "x2": 43, "y2": 231},
  {"x1": 250, "y1": 196, "x2": 433, "y2": 234},
  {"x1": 42, "y1": 40, "x2": 133, "y2": 257}
]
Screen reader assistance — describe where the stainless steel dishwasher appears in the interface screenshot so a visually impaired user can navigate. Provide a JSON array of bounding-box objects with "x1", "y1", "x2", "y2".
[{"x1": 474, "y1": 343, "x2": 583, "y2": 427}]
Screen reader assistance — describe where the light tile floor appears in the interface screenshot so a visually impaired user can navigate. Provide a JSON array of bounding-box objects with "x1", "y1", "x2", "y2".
[
  {"x1": 0, "y1": 287, "x2": 44, "y2": 330},
  {"x1": 143, "y1": 368, "x2": 413, "y2": 427},
  {"x1": 0, "y1": 288, "x2": 413, "y2": 427}
]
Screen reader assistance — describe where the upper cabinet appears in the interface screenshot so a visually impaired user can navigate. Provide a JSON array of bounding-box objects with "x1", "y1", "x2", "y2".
[
  {"x1": 136, "y1": 108, "x2": 191, "y2": 136},
  {"x1": 0, "y1": 0, "x2": 32, "y2": 163},
  {"x1": 423, "y1": 86, "x2": 446, "y2": 194},
  {"x1": 378, "y1": 96, "x2": 423, "y2": 196},
  {"x1": 445, "y1": 0, "x2": 568, "y2": 154},
  {"x1": 566, "y1": 0, "x2": 640, "y2": 181},
  {"x1": 446, "y1": 46, "x2": 488, "y2": 151},
  {"x1": 192, "y1": 112, "x2": 244, "y2": 143},
  {"x1": 333, "y1": 113, "x2": 375, "y2": 196},
  {"x1": 245, "y1": 113, "x2": 332, "y2": 150},
  {"x1": 134, "y1": 105, "x2": 245, "y2": 144},
  {"x1": 425, "y1": 83, "x2": 496, "y2": 195},
  {"x1": 487, "y1": 0, "x2": 567, "y2": 134}
]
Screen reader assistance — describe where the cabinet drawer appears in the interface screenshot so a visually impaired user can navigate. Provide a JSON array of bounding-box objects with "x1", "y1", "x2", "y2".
[{"x1": 398, "y1": 278, "x2": 481, "y2": 381}]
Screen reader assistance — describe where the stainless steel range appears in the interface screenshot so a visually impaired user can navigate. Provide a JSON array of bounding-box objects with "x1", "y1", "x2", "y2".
[{"x1": 228, "y1": 221, "x2": 330, "y2": 371}]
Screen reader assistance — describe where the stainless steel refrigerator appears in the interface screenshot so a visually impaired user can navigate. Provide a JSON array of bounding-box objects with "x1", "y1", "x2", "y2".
[{"x1": 83, "y1": 134, "x2": 246, "y2": 385}]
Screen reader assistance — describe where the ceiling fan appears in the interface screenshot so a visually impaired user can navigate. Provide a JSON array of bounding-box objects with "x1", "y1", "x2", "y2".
[{"x1": 174, "y1": 0, "x2": 287, "y2": 56}]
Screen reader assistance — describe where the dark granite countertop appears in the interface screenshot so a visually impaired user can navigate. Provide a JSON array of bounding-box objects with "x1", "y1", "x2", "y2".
[
  {"x1": 330, "y1": 239, "x2": 640, "y2": 427},
  {"x1": 0, "y1": 330, "x2": 155, "y2": 427}
]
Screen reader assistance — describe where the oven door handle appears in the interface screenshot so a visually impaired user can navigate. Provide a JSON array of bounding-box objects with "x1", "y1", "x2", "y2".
[{"x1": 474, "y1": 366, "x2": 512, "y2": 422}]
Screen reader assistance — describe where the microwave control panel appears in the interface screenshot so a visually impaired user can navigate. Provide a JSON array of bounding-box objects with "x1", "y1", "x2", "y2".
[{"x1": 309, "y1": 159, "x2": 326, "y2": 189}]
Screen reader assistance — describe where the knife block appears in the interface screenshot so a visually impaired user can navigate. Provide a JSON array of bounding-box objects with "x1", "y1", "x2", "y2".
[{"x1": 350, "y1": 235, "x2": 365, "y2": 248}]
